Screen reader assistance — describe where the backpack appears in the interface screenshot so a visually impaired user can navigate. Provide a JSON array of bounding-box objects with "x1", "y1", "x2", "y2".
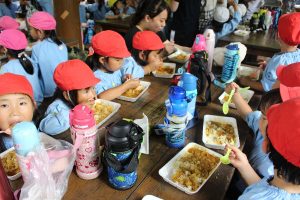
[{"x1": 188, "y1": 50, "x2": 211, "y2": 105}]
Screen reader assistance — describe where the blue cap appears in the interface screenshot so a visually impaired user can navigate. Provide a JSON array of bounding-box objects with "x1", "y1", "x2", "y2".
[
  {"x1": 181, "y1": 73, "x2": 198, "y2": 91},
  {"x1": 12, "y1": 121, "x2": 40, "y2": 156},
  {"x1": 169, "y1": 86, "x2": 186, "y2": 100},
  {"x1": 226, "y1": 44, "x2": 239, "y2": 50}
]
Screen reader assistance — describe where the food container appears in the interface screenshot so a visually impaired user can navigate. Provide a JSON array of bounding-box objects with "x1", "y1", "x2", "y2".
[
  {"x1": 0, "y1": 147, "x2": 21, "y2": 180},
  {"x1": 167, "y1": 49, "x2": 190, "y2": 64},
  {"x1": 92, "y1": 99, "x2": 121, "y2": 128},
  {"x1": 159, "y1": 142, "x2": 221, "y2": 195},
  {"x1": 237, "y1": 65, "x2": 260, "y2": 81},
  {"x1": 218, "y1": 89, "x2": 254, "y2": 108},
  {"x1": 118, "y1": 81, "x2": 151, "y2": 102},
  {"x1": 142, "y1": 195, "x2": 163, "y2": 200},
  {"x1": 152, "y1": 63, "x2": 176, "y2": 78},
  {"x1": 202, "y1": 115, "x2": 240, "y2": 150},
  {"x1": 234, "y1": 30, "x2": 250, "y2": 37}
]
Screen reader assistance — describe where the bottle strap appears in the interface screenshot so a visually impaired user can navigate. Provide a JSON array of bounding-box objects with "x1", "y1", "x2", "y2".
[{"x1": 103, "y1": 145, "x2": 140, "y2": 174}]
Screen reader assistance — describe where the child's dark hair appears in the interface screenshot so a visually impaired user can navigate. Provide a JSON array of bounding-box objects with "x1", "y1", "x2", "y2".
[
  {"x1": 34, "y1": 88, "x2": 78, "y2": 126},
  {"x1": 30, "y1": 0, "x2": 43, "y2": 11},
  {"x1": 111, "y1": 0, "x2": 123, "y2": 15},
  {"x1": 131, "y1": 48, "x2": 163, "y2": 66},
  {"x1": 7, "y1": 49, "x2": 34, "y2": 75},
  {"x1": 44, "y1": 30, "x2": 63, "y2": 46},
  {"x1": 131, "y1": 0, "x2": 169, "y2": 26},
  {"x1": 85, "y1": 54, "x2": 108, "y2": 71},
  {"x1": 268, "y1": 140, "x2": 300, "y2": 184},
  {"x1": 259, "y1": 88, "x2": 282, "y2": 112},
  {"x1": 211, "y1": 20, "x2": 224, "y2": 33}
]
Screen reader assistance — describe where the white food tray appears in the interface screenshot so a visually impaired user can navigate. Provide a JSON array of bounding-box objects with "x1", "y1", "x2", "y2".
[
  {"x1": 218, "y1": 89, "x2": 254, "y2": 109},
  {"x1": 142, "y1": 195, "x2": 163, "y2": 200},
  {"x1": 159, "y1": 142, "x2": 221, "y2": 195},
  {"x1": 93, "y1": 99, "x2": 121, "y2": 128},
  {"x1": 202, "y1": 115, "x2": 240, "y2": 150},
  {"x1": 152, "y1": 62, "x2": 176, "y2": 78},
  {"x1": 0, "y1": 147, "x2": 22, "y2": 180},
  {"x1": 118, "y1": 81, "x2": 151, "y2": 102},
  {"x1": 167, "y1": 49, "x2": 190, "y2": 64},
  {"x1": 238, "y1": 65, "x2": 260, "y2": 81},
  {"x1": 234, "y1": 30, "x2": 250, "y2": 37}
]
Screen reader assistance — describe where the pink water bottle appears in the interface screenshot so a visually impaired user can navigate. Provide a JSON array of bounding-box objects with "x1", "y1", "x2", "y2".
[{"x1": 69, "y1": 104, "x2": 102, "y2": 180}]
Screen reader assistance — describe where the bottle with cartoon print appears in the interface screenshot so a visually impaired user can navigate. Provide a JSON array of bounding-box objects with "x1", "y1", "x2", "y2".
[{"x1": 69, "y1": 104, "x2": 102, "y2": 180}]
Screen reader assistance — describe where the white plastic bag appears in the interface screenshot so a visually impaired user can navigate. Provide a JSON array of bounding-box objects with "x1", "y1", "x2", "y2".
[{"x1": 17, "y1": 139, "x2": 75, "y2": 200}]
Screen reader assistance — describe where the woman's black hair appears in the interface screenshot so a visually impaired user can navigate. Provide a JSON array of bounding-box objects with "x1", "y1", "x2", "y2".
[
  {"x1": 85, "y1": 53, "x2": 108, "y2": 71},
  {"x1": 131, "y1": 0, "x2": 169, "y2": 26},
  {"x1": 44, "y1": 30, "x2": 63, "y2": 46},
  {"x1": 34, "y1": 88, "x2": 78, "y2": 126},
  {"x1": 7, "y1": 49, "x2": 34, "y2": 75},
  {"x1": 211, "y1": 20, "x2": 224, "y2": 33},
  {"x1": 268, "y1": 139, "x2": 300, "y2": 185},
  {"x1": 131, "y1": 48, "x2": 163, "y2": 66},
  {"x1": 258, "y1": 88, "x2": 282, "y2": 113}
]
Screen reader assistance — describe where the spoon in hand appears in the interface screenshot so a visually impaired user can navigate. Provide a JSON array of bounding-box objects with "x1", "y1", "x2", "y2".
[
  {"x1": 220, "y1": 148, "x2": 232, "y2": 165},
  {"x1": 223, "y1": 89, "x2": 235, "y2": 115}
]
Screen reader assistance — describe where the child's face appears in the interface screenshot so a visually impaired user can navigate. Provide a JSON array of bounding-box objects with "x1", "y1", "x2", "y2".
[
  {"x1": 146, "y1": 9, "x2": 168, "y2": 33},
  {"x1": 146, "y1": 50, "x2": 162, "y2": 63},
  {"x1": 77, "y1": 86, "x2": 97, "y2": 108},
  {"x1": 0, "y1": 94, "x2": 34, "y2": 132},
  {"x1": 116, "y1": 1, "x2": 125, "y2": 9},
  {"x1": 105, "y1": 57, "x2": 124, "y2": 72},
  {"x1": 29, "y1": 26, "x2": 39, "y2": 40}
]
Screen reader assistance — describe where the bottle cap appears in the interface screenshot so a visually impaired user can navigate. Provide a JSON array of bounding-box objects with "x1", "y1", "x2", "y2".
[
  {"x1": 12, "y1": 121, "x2": 40, "y2": 156},
  {"x1": 69, "y1": 104, "x2": 95, "y2": 129}
]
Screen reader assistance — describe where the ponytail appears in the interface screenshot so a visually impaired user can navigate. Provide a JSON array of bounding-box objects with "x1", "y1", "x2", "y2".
[
  {"x1": 7, "y1": 49, "x2": 34, "y2": 75},
  {"x1": 44, "y1": 30, "x2": 63, "y2": 46},
  {"x1": 85, "y1": 53, "x2": 106, "y2": 71}
]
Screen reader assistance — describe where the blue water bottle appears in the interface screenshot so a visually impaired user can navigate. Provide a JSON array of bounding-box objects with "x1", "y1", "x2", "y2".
[
  {"x1": 165, "y1": 86, "x2": 188, "y2": 117},
  {"x1": 178, "y1": 73, "x2": 198, "y2": 120},
  {"x1": 12, "y1": 122, "x2": 40, "y2": 156}
]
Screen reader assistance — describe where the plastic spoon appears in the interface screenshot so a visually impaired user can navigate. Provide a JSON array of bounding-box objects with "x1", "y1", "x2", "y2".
[
  {"x1": 220, "y1": 148, "x2": 232, "y2": 165},
  {"x1": 223, "y1": 89, "x2": 235, "y2": 115},
  {"x1": 238, "y1": 86, "x2": 250, "y2": 92}
]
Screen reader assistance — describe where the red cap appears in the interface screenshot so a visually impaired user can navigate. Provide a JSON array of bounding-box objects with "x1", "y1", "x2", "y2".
[
  {"x1": 0, "y1": 16, "x2": 19, "y2": 31},
  {"x1": 54, "y1": 59, "x2": 100, "y2": 91},
  {"x1": 28, "y1": 11, "x2": 56, "y2": 30},
  {"x1": 132, "y1": 31, "x2": 164, "y2": 51},
  {"x1": 0, "y1": 29, "x2": 28, "y2": 50},
  {"x1": 0, "y1": 73, "x2": 34, "y2": 101},
  {"x1": 278, "y1": 12, "x2": 300, "y2": 46},
  {"x1": 90, "y1": 30, "x2": 130, "y2": 58},
  {"x1": 276, "y1": 63, "x2": 300, "y2": 101},
  {"x1": 267, "y1": 98, "x2": 300, "y2": 167}
]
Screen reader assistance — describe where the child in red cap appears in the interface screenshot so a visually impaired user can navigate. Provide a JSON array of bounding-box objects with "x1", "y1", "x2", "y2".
[
  {"x1": 0, "y1": 73, "x2": 36, "y2": 150},
  {"x1": 0, "y1": 16, "x2": 19, "y2": 31},
  {"x1": 38, "y1": 59, "x2": 100, "y2": 136},
  {"x1": 275, "y1": 62, "x2": 300, "y2": 101},
  {"x1": 86, "y1": 30, "x2": 140, "y2": 100},
  {"x1": 239, "y1": 12, "x2": 300, "y2": 92},
  {"x1": 28, "y1": 11, "x2": 68, "y2": 98},
  {"x1": 0, "y1": 29, "x2": 43, "y2": 105},
  {"x1": 121, "y1": 31, "x2": 164, "y2": 77},
  {"x1": 228, "y1": 97, "x2": 300, "y2": 199}
]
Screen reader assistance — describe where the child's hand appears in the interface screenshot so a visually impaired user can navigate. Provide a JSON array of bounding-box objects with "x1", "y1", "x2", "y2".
[
  {"x1": 165, "y1": 41, "x2": 175, "y2": 54},
  {"x1": 228, "y1": 0, "x2": 236, "y2": 6},
  {"x1": 0, "y1": 128, "x2": 11, "y2": 135},
  {"x1": 149, "y1": 59, "x2": 163, "y2": 72},
  {"x1": 225, "y1": 82, "x2": 239, "y2": 94},
  {"x1": 123, "y1": 74, "x2": 133, "y2": 81},
  {"x1": 258, "y1": 60, "x2": 267, "y2": 70},
  {"x1": 124, "y1": 78, "x2": 140, "y2": 89},
  {"x1": 227, "y1": 144, "x2": 249, "y2": 170}
]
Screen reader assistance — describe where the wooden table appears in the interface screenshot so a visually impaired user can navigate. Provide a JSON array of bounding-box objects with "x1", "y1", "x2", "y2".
[
  {"x1": 95, "y1": 16, "x2": 131, "y2": 34},
  {"x1": 11, "y1": 75, "x2": 262, "y2": 200},
  {"x1": 217, "y1": 29, "x2": 280, "y2": 57}
]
